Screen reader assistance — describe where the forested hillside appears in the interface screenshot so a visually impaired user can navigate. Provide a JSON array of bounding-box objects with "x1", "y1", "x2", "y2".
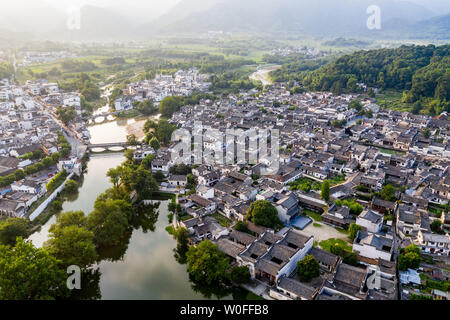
[
  {"x1": 0, "y1": 63, "x2": 13, "y2": 79},
  {"x1": 293, "y1": 45, "x2": 449, "y2": 115}
]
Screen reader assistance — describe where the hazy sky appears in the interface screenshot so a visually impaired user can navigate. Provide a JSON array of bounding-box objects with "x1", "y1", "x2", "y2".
[
  {"x1": 0, "y1": 0, "x2": 448, "y2": 37},
  {"x1": 42, "y1": 0, "x2": 181, "y2": 12}
]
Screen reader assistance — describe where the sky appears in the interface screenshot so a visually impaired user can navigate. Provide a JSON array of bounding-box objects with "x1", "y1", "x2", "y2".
[
  {"x1": 42, "y1": 0, "x2": 181, "y2": 13},
  {"x1": 0, "y1": 0, "x2": 448, "y2": 37}
]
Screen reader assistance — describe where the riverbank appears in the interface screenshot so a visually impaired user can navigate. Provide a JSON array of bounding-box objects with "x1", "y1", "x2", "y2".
[{"x1": 249, "y1": 64, "x2": 281, "y2": 86}]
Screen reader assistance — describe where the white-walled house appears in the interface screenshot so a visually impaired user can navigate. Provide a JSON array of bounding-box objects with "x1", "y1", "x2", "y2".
[
  {"x1": 353, "y1": 231, "x2": 394, "y2": 262},
  {"x1": 356, "y1": 209, "x2": 384, "y2": 233},
  {"x1": 11, "y1": 179, "x2": 45, "y2": 195},
  {"x1": 197, "y1": 185, "x2": 214, "y2": 199},
  {"x1": 63, "y1": 95, "x2": 81, "y2": 108},
  {"x1": 168, "y1": 174, "x2": 188, "y2": 187},
  {"x1": 416, "y1": 231, "x2": 450, "y2": 256},
  {"x1": 237, "y1": 229, "x2": 314, "y2": 286}
]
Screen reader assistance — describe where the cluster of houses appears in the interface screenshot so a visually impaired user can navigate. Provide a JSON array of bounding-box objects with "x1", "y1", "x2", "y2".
[
  {"x1": 0, "y1": 78, "x2": 82, "y2": 218},
  {"x1": 19, "y1": 51, "x2": 77, "y2": 67},
  {"x1": 114, "y1": 68, "x2": 211, "y2": 111},
  {"x1": 138, "y1": 82, "x2": 450, "y2": 300},
  {"x1": 269, "y1": 46, "x2": 326, "y2": 58}
]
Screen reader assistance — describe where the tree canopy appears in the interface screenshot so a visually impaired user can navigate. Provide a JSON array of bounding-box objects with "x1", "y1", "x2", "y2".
[
  {"x1": 398, "y1": 244, "x2": 422, "y2": 271},
  {"x1": 247, "y1": 200, "x2": 280, "y2": 228},
  {"x1": 0, "y1": 238, "x2": 69, "y2": 300},
  {"x1": 229, "y1": 266, "x2": 251, "y2": 285},
  {"x1": 0, "y1": 218, "x2": 32, "y2": 247},
  {"x1": 297, "y1": 254, "x2": 320, "y2": 282},
  {"x1": 321, "y1": 180, "x2": 330, "y2": 202},
  {"x1": 293, "y1": 44, "x2": 450, "y2": 114},
  {"x1": 186, "y1": 239, "x2": 230, "y2": 285}
]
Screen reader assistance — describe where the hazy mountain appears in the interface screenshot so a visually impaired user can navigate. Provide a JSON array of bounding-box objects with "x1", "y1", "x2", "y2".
[
  {"x1": 408, "y1": 13, "x2": 450, "y2": 39},
  {"x1": 0, "y1": 0, "x2": 447, "y2": 41},
  {"x1": 407, "y1": 0, "x2": 450, "y2": 14},
  {"x1": 0, "y1": 0, "x2": 65, "y2": 36},
  {"x1": 0, "y1": 28, "x2": 35, "y2": 47},
  {"x1": 52, "y1": 5, "x2": 137, "y2": 41},
  {"x1": 143, "y1": 0, "x2": 443, "y2": 38}
]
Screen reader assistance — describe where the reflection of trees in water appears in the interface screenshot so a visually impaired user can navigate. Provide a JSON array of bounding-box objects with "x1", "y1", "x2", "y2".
[
  {"x1": 189, "y1": 277, "x2": 253, "y2": 301},
  {"x1": 189, "y1": 275, "x2": 232, "y2": 300},
  {"x1": 70, "y1": 268, "x2": 102, "y2": 300},
  {"x1": 62, "y1": 175, "x2": 84, "y2": 203},
  {"x1": 64, "y1": 189, "x2": 80, "y2": 203},
  {"x1": 130, "y1": 202, "x2": 160, "y2": 233},
  {"x1": 96, "y1": 228, "x2": 133, "y2": 262},
  {"x1": 172, "y1": 227, "x2": 189, "y2": 265},
  {"x1": 74, "y1": 202, "x2": 160, "y2": 300}
]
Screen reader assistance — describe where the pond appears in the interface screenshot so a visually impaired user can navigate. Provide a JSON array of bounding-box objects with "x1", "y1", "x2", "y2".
[{"x1": 29, "y1": 153, "x2": 238, "y2": 300}]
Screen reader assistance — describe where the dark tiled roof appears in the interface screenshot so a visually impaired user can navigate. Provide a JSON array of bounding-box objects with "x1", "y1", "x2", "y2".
[
  {"x1": 278, "y1": 277, "x2": 317, "y2": 300},
  {"x1": 216, "y1": 238, "x2": 245, "y2": 259},
  {"x1": 229, "y1": 229, "x2": 256, "y2": 246},
  {"x1": 310, "y1": 247, "x2": 340, "y2": 268}
]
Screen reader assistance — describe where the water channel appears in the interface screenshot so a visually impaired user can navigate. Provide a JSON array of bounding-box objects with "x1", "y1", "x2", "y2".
[{"x1": 28, "y1": 118, "x2": 239, "y2": 300}]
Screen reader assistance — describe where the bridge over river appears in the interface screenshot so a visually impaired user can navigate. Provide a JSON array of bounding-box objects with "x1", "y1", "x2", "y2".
[
  {"x1": 87, "y1": 142, "x2": 136, "y2": 152},
  {"x1": 85, "y1": 112, "x2": 120, "y2": 124}
]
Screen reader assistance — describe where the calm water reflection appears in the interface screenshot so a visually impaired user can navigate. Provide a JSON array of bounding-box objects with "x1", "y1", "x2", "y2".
[
  {"x1": 29, "y1": 152, "x2": 233, "y2": 300},
  {"x1": 88, "y1": 118, "x2": 141, "y2": 144}
]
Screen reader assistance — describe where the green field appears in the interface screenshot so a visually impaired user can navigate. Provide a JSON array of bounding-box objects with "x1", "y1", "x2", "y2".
[
  {"x1": 376, "y1": 90, "x2": 413, "y2": 113},
  {"x1": 319, "y1": 238, "x2": 352, "y2": 252}
]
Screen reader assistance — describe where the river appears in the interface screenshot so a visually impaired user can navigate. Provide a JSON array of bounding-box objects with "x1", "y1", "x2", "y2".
[
  {"x1": 249, "y1": 65, "x2": 281, "y2": 86},
  {"x1": 28, "y1": 120, "x2": 239, "y2": 300}
]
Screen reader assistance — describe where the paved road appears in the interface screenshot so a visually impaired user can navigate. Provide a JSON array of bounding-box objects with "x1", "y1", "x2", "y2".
[{"x1": 64, "y1": 131, "x2": 87, "y2": 158}]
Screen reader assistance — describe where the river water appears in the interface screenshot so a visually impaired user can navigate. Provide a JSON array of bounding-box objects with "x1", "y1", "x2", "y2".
[
  {"x1": 28, "y1": 120, "x2": 237, "y2": 300},
  {"x1": 249, "y1": 65, "x2": 281, "y2": 86}
]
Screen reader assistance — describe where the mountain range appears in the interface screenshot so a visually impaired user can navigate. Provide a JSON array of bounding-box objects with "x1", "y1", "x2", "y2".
[
  {"x1": 0, "y1": 0, "x2": 448, "y2": 41},
  {"x1": 144, "y1": 0, "x2": 450, "y2": 39}
]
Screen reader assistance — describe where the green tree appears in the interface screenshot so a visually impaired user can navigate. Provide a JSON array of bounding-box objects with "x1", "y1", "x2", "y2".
[
  {"x1": 229, "y1": 266, "x2": 251, "y2": 284},
  {"x1": 135, "y1": 100, "x2": 157, "y2": 115},
  {"x1": 0, "y1": 238, "x2": 68, "y2": 300},
  {"x1": 153, "y1": 170, "x2": 165, "y2": 182},
  {"x1": 51, "y1": 200, "x2": 63, "y2": 212},
  {"x1": 347, "y1": 78, "x2": 358, "y2": 92},
  {"x1": 348, "y1": 202, "x2": 364, "y2": 216},
  {"x1": 47, "y1": 170, "x2": 68, "y2": 193},
  {"x1": 321, "y1": 180, "x2": 330, "y2": 202},
  {"x1": 44, "y1": 225, "x2": 98, "y2": 268},
  {"x1": 149, "y1": 137, "x2": 160, "y2": 151},
  {"x1": 124, "y1": 149, "x2": 134, "y2": 162},
  {"x1": 155, "y1": 119, "x2": 177, "y2": 146},
  {"x1": 348, "y1": 223, "x2": 362, "y2": 241},
  {"x1": 126, "y1": 134, "x2": 139, "y2": 146},
  {"x1": 0, "y1": 218, "x2": 32, "y2": 246},
  {"x1": 186, "y1": 239, "x2": 230, "y2": 285},
  {"x1": 159, "y1": 96, "x2": 184, "y2": 118},
  {"x1": 247, "y1": 200, "x2": 280, "y2": 228},
  {"x1": 140, "y1": 154, "x2": 155, "y2": 170},
  {"x1": 398, "y1": 244, "x2": 422, "y2": 271},
  {"x1": 349, "y1": 99, "x2": 362, "y2": 111},
  {"x1": 421, "y1": 127, "x2": 431, "y2": 139},
  {"x1": 14, "y1": 169, "x2": 25, "y2": 181},
  {"x1": 381, "y1": 184, "x2": 397, "y2": 202},
  {"x1": 87, "y1": 199, "x2": 131, "y2": 248},
  {"x1": 431, "y1": 220, "x2": 444, "y2": 234},
  {"x1": 297, "y1": 254, "x2": 320, "y2": 282},
  {"x1": 56, "y1": 106, "x2": 76, "y2": 125},
  {"x1": 107, "y1": 167, "x2": 122, "y2": 191},
  {"x1": 234, "y1": 221, "x2": 249, "y2": 233},
  {"x1": 64, "y1": 179, "x2": 78, "y2": 194},
  {"x1": 49, "y1": 211, "x2": 87, "y2": 230}
]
